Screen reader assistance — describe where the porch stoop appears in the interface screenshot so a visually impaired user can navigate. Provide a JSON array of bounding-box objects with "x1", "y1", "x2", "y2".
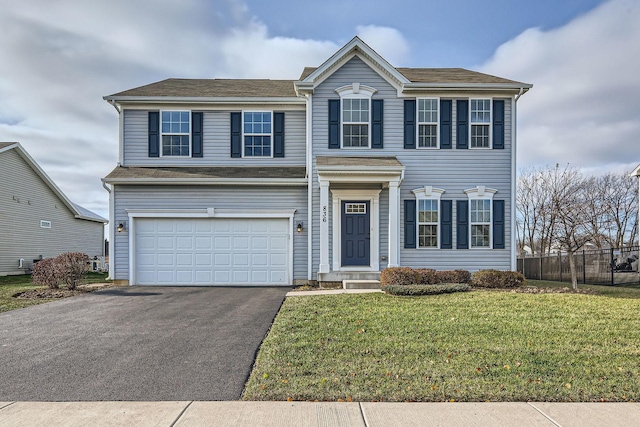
[{"x1": 342, "y1": 279, "x2": 381, "y2": 290}]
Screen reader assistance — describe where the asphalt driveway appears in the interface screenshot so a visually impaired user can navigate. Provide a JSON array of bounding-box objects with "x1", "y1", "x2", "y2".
[{"x1": 0, "y1": 286, "x2": 289, "y2": 401}]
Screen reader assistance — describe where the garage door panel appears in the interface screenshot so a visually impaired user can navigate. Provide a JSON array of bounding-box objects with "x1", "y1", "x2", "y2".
[{"x1": 135, "y1": 218, "x2": 290, "y2": 286}]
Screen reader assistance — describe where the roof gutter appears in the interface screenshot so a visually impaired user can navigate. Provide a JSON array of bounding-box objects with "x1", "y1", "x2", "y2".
[
  {"x1": 107, "y1": 99, "x2": 121, "y2": 114},
  {"x1": 103, "y1": 96, "x2": 306, "y2": 105},
  {"x1": 103, "y1": 177, "x2": 308, "y2": 186}
]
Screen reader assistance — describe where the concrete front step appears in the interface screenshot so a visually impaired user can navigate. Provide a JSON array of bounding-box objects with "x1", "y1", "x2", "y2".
[
  {"x1": 318, "y1": 271, "x2": 381, "y2": 282},
  {"x1": 343, "y1": 279, "x2": 381, "y2": 290}
]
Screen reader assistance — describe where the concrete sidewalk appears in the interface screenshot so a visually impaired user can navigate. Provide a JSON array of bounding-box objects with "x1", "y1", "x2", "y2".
[{"x1": 1, "y1": 401, "x2": 639, "y2": 427}]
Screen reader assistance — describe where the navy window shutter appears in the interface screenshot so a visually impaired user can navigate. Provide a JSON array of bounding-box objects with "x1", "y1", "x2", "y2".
[
  {"x1": 328, "y1": 99, "x2": 340, "y2": 149},
  {"x1": 404, "y1": 199, "x2": 417, "y2": 249},
  {"x1": 148, "y1": 111, "x2": 159, "y2": 157},
  {"x1": 493, "y1": 200, "x2": 505, "y2": 249},
  {"x1": 230, "y1": 112, "x2": 242, "y2": 158},
  {"x1": 493, "y1": 100, "x2": 505, "y2": 149},
  {"x1": 191, "y1": 112, "x2": 203, "y2": 158},
  {"x1": 456, "y1": 100, "x2": 469, "y2": 149},
  {"x1": 274, "y1": 112, "x2": 285, "y2": 157},
  {"x1": 440, "y1": 100, "x2": 452, "y2": 149},
  {"x1": 441, "y1": 200, "x2": 452, "y2": 249},
  {"x1": 403, "y1": 100, "x2": 416, "y2": 149},
  {"x1": 371, "y1": 99, "x2": 384, "y2": 149},
  {"x1": 456, "y1": 200, "x2": 469, "y2": 249}
]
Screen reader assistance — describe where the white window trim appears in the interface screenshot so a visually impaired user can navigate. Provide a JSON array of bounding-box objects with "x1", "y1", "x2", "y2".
[
  {"x1": 469, "y1": 98, "x2": 492, "y2": 149},
  {"x1": 335, "y1": 83, "x2": 376, "y2": 149},
  {"x1": 416, "y1": 97, "x2": 440, "y2": 149},
  {"x1": 412, "y1": 186, "x2": 445, "y2": 249},
  {"x1": 464, "y1": 186, "x2": 497, "y2": 249},
  {"x1": 242, "y1": 110, "x2": 274, "y2": 158},
  {"x1": 160, "y1": 110, "x2": 191, "y2": 157}
]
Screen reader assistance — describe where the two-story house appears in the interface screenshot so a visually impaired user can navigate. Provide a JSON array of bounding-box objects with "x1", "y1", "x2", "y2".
[{"x1": 102, "y1": 37, "x2": 531, "y2": 286}]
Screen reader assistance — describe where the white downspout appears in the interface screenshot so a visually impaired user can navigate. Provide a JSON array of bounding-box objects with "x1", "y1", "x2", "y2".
[
  {"x1": 306, "y1": 93, "x2": 313, "y2": 282},
  {"x1": 511, "y1": 87, "x2": 525, "y2": 270},
  {"x1": 102, "y1": 179, "x2": 114, "y2": 281}
]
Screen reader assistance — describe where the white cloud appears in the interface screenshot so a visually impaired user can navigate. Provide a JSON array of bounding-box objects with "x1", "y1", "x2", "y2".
[
  {"x1": 479, "y1": 0, "x2": 640, "y2": 175},
  {"x1": 0, "y1": 0, "x2": 410, "y2": 222},
  {"x1": 355, "y1": 25, "x2": 410, "y2": 65}
]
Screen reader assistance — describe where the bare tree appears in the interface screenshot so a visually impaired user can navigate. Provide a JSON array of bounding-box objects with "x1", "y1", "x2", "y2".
[{"x1": 545, "y1": 166, "x2": 593, "y2": 290}]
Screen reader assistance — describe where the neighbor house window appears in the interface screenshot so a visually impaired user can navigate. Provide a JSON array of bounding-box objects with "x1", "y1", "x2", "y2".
[
  {"x1": 243, "y1": 111, "x2": 272, "y2": 157},
  {"x1": 342, "y1": 98, "x2": 369, "y2": 147},
  {"x1": 40, "y1": 220, "x2": 52, "y2": 229},
  {"x1": 161, "y1": 111, "x2": 190, "y2": 156},
  {"x1": 418, "y1": 199, "x2": 438, "y2": 247},
  {"x1": 417, "y1": 98, "x2": 438, "y2": 148},
  {"x1": 470, "y1": 99, "x2": 491, "y2": 148},
  {"x1": 470, "y1": 199, "x2": 491, "y2": 247}
]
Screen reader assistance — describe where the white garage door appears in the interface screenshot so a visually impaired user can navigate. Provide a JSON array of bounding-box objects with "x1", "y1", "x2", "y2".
[{"x1": 134, "y1": 218, "x2": 290, "y2": 286}]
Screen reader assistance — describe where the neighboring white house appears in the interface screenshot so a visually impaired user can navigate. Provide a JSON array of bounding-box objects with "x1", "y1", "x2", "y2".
[
  {"x1": 633, "y1": 164, "x2": 640, "y2": 248},
  {"x1": 0, "y1": 142, "x2": 107, "y2": 275},
  {"x1": 103, "y1": 36, "x2": 532, "y2": 286}
]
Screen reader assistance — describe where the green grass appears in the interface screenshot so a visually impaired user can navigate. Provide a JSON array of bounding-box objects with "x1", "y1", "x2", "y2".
[
  {"x1": 0, "y1": 273, "x2": 109, "y2": 313},
  {"x1": 244, "y1": 291, "x2": 640, "y2": 402},
  {"x1": 528, "y1": 279, "x2": 640, "y2": 298}
]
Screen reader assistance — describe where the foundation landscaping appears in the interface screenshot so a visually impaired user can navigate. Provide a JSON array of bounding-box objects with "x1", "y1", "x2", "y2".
[{"x1": 244, "y1": 268, "x2": 640, "y2": 402}]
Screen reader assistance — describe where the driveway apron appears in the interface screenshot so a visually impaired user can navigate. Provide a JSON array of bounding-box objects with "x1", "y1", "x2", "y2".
[{"x1": 0, "y1": 286, "x2": 289, "y2": 401}]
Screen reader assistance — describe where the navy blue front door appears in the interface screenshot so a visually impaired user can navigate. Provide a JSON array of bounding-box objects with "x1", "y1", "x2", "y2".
[{"x1": 341, "y1": 201, "x2": 370, "y2": 266}]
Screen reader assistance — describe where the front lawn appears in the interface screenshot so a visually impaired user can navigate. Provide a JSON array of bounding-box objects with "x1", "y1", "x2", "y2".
[
  {"x1": 244, "y1": 291, "x2": 640, "y2": 402},
  {"x1": 0, "y1": 273, "x2": 109, "y2": 313}
]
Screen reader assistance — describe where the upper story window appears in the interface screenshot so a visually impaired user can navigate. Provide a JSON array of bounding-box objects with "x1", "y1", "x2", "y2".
[
  {"x1": 470, "y1": 99, "x2": 491, "y2": 148},
  {"x1": 342, "y1": 98, "x2": 369, "y2": 147},
  {"x1": 161, "y1": 111, "x2": 190, "y2": 156},
  {"x1": 243, "y1": 111, "x2": 272, "y2": 157},
  {"x1": 417, "y1": 98, "x2": 438, "y2": 148}
]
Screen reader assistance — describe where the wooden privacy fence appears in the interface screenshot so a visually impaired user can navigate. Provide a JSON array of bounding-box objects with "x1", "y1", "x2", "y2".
[{"x1": 517, "y1": 246, "x2": 640, "y2": 286}]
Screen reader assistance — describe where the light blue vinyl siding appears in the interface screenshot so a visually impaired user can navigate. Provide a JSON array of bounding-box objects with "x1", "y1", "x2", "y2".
[
  {"x1": 113, "y1": 186, "x2": 307, "y2": 281},
  {"x1": 310, "y1": 56, "x2": 514, "y2": 273},
  {"x1": 123, "y1": 109, "x2": 306, "y2": 166}
]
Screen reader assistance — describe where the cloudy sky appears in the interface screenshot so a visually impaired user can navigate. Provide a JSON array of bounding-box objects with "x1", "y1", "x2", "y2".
[{"x1": 0, "y1": 0, "x2": 638, "y2": 222}]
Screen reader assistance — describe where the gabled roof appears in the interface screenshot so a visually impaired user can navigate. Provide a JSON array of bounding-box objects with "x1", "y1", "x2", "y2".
[
  {"x1": 104, "y1": 36, "x2": 531, "y2": 103},
  {"x1": 0, "y1": 142, "x2": 107, "y2": 223},
  {"x1": 631, "y1": 164, "x2": 640, "y2": 177}
]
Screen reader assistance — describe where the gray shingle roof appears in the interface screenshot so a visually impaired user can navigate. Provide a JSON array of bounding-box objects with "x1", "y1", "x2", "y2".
[
  {"x1": 108, "y1": 79, "x2": 297, "y2": 98},
  {"x1": 299, "y1": 66, "x2": 527, "y2": 86},
  {"x1": 71, "y1": 203, "x2": 108, "y2": 222},
  {"x1": 316, "y1": 156, "x2": 403, "y2": 167},
  {"x1": 104, "y1": 166, "x2": 306, "y2": 180},
  {"x1": 0, "y1": 142, "x2": 18, "y2": 149}
]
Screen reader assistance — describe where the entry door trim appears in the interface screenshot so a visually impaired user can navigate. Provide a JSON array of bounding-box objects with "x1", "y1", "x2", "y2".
[
  {"x1": 341, "y1": 201, "x2": 370, "y2": 266},
  {"x1": 330, "y1": 189, "x2": 381, "y2": 272}
]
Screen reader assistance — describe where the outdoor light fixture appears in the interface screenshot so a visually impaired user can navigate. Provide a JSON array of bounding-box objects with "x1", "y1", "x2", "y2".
[
  {"x1": 117, "y1": 222, "x2": 125, "y2": 233},
  {"x1": 296, "y1": 222, "x2": 303, "y2": 233}
]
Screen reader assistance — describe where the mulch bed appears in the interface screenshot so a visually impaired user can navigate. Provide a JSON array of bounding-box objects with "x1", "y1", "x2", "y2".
[
  {"x1": 13, "y1": 284, "x2": 115, "y2": 300},
  {"x1": 473, "y1": 286, "x2": 598, "y2": 295}
]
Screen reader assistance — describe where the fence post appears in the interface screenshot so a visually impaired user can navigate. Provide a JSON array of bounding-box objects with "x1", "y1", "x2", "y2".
[
  {"x1": 559, "y1": 252, "x2": 562, "y2": 283},
  {"x1": 540, "y1": 256, "x2": 543, "y2": 280},
  {"x1": 611, "y1": 248, "x2": 615, "y2": 286},
  {"x1": 582, "y1": 250, "x2": 586, "y2": 284}
]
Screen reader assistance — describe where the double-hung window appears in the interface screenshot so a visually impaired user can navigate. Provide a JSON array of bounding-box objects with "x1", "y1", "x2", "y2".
[
  {"x1": 417, "y1": 98, "x2": 438, "y2": 148},
  {"x1": 244, "y1": 111, "x2": 272, "y2": 157},
  {"x1": 342, "y1": 98, "x2": 369, "y2": 147},
  {"x1": 470, "y1": 99, "x2": 491, "y2": 148},
  {"x1": 161, "y1": 111, "x2": 190, "y2": 156},
  {"x1": 418, "y1": 199, "x2": 439, "y2": 247},
  {"x1": 470, "y1": 199, "x2": 491, "y2": 247}
]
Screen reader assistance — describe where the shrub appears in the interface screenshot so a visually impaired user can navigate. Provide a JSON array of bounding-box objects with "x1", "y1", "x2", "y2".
[
  {"x1": 380, "y1": 267, "x2": 420, "y2": 286},
  {"x1": 436, "y1": 269, "x2": 471, "y2": 284},
  {"x1": 415, "y1": 268, "x2": 437, "y2": 284},
  {"x1": 382, "y1": 283, "x2": 470, "y2": 296},
  {"x1": 471, "y1": 269, "x2": 525, "y2": 288},
  {"x1": 54, "y1": 252, "x2": 90, "y2": 290},
  {"x1": 31, "y1": 258, "x2": 60, "y2": 289}
]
